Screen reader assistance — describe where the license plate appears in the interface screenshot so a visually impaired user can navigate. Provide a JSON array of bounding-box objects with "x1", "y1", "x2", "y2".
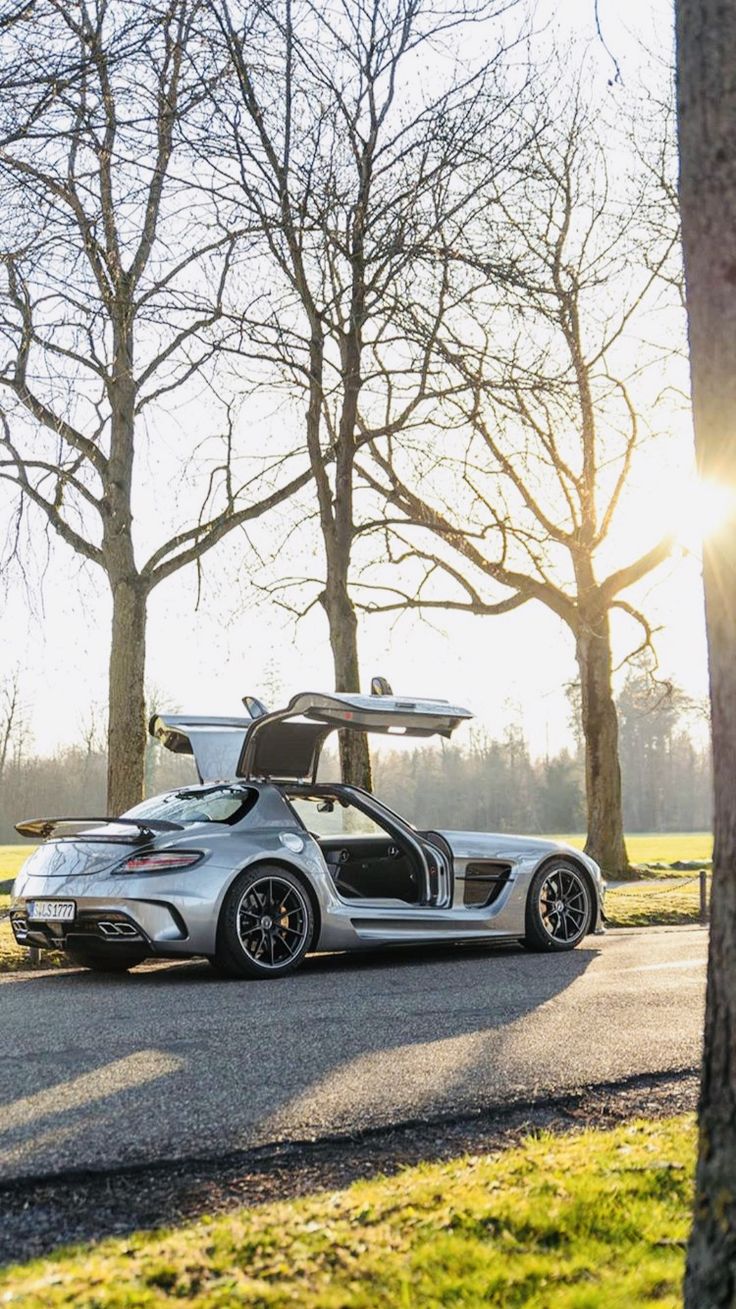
[{"x1": 26, "y1": 900, "x2": 76, "y2": 922}]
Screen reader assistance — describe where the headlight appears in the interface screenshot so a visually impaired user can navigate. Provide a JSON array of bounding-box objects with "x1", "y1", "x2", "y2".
[{"x1": 117, "y1": 851, "x2": 204, "y2": 874}]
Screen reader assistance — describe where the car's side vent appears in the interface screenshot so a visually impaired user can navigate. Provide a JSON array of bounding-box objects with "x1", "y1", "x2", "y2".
[{"x1": 463, "y1": 862, "x2": 512, "y2": 908}]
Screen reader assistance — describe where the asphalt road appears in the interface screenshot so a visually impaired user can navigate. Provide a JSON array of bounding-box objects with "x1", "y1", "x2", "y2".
[{"x1": 0, "y1": 926, "x2": 706, "y2": 1183}]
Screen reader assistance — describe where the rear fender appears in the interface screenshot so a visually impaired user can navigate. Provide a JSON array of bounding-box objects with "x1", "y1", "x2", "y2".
[{"x1": 217, "y1": 856, "x2": 323, "y2": 950}]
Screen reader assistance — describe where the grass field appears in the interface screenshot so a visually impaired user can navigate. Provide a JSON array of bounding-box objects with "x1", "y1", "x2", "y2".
[
  {"x1": 605, "y1": 879, "x2": 708, "y2": 928},
  {"x1": 547, "y1": 834, "x2": 712, "y2": 927},
  {"x1": 0, "y1": 894, "x2": 17, "y2": 970},
  {"x1": 0, "y1": 1115, "x2": 694, "y2": 1308},
  {"x1": 0, "y1": 845, "x2": 34, "y2": 882},
  {"x1": 0, "y1": 847, "x2": 66, "y2": 969},
  {"x1": 547, "y1": 833, "x2": 712, "y2": 869},
  {"x1": 0, "y1": 892, "x2": 65, "y2": 972}
]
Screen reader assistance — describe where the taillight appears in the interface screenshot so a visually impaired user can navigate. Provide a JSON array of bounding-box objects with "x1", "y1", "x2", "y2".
[{"x1": 118, "y1": 851, "x2": 203, "y2": 874}]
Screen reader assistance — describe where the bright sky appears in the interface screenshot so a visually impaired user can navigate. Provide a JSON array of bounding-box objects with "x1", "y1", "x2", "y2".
[
  {"x1": 0, "y1": 476, "x2": 708, "y2": 764},
  {"x1": 1, "y1": 0, "x2": 708, "y2": 765}
]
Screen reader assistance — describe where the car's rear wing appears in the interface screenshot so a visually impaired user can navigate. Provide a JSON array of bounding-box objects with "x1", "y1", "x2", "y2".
[{"x1": 15, "y1": 817, "x2": 184, "y2": 842}]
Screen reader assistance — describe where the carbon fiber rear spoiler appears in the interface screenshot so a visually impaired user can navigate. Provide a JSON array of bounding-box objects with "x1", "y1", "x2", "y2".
[{"x1": 15, "y1": 816, "x2": 184, "y2": 842}]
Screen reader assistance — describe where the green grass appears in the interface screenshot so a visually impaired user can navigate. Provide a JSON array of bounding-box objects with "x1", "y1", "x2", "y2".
[
  {"x1": 0, "y1": 844, "x2": 35, "y2": 883},
  {"x1": 550, "y1": 833, "x2": 712, "y2": 870},
  {"x1": 605, "y1": 878, "x2": 708, "y2": 928},
  {"x1": 548, "y1": 834, "x2": 711, "y2": 928},
  {"x1": 0, "y1": 923, "x2": 64, "y2": 972},
  {"x1": 0, "y1": 893, "x2": 65, "y2": 972},
  {"x1": 546, "y1": 834, "x2": 711, "y2": 928},
  {"x1": 622, "y1": 833, "x2": 712, "y2": 867},
  {"x1": 0, "y1": 893, "x2": 25, "y2": 972},
  {"x1": 0, "y1": 1116, "x2": 695, "y2": 1308},
  {"x1": 0, "y1": 846, "x2": 66, "y2": 971}
]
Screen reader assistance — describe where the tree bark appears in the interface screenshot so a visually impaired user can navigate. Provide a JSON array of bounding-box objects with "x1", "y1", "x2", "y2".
[
  {"x1": 321, "y1": 575, "x2": 372, "y2": 792},
  {"x1": 106, "y1": 576, "x2": 148, "y2": 815},
  {"x1": 677, "y1": 1, "x2": 736, "y2": 1300},
  {"x1": 104, "y1": 316, "x2": 147, "y2": 815},
  {"x1": 686, "y1": 544, "x2": 736, "y2": 1307},
  {"x1": 575, "y1": 613, "x2": 630, "y2": 875}
]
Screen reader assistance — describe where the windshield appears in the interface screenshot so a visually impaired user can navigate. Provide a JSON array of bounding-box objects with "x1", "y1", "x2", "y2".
[{"x1": 126, "y1": 785, "x2": 257, "y2": 826}]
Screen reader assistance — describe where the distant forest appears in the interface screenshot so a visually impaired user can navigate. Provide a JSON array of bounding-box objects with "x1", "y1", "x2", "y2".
[{"x1": 0, "y1": 666, "x2": 711, "y2": 842}]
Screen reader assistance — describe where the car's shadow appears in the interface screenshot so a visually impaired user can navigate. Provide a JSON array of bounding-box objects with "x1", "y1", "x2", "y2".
[
  {"x1": 108, "y1": 937, "x2": 528, "y2": 982},
  {"x1": 0, "y1": 937, "x2": 601, "y2": 1264},
  {"x1": 6, "y1": 936, "x2": 547, "y2": 986}
]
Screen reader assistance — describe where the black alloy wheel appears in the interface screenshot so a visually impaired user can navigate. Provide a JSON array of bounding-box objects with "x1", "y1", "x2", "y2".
[
  {"x1": 523, "y1": 861, "x2": 592, "y2": 952},
  {"x1": 216, "y1": 865, "x2": 313, "y2": 979}
]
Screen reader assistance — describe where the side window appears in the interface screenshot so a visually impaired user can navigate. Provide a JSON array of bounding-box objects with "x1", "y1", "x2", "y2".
[{"x1": 289, "y1": 795, "x2": 389, "y2": 838}]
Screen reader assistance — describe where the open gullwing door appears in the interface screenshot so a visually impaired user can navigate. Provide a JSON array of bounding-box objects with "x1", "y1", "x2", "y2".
[
  {"x1": 149, "y1": 714, "x2": 254, "y2": 784},
  {"x1": 237, "y1": 691, "x2": 474, "y2": 782},
  {"x1": 151, "y1": 691, "x2": 473, "y2": 784}
]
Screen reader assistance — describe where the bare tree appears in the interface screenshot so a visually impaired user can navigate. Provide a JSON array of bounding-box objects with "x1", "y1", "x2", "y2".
[
  {"x1": 0, "y1": 668, "x2": 23, "y2": 786},
  {"x1": 204, "y1": 0, "x2": 522, "y2": 787},
  {"x1": 0, "y1": 0, "x2": 310, "y2": 812},
  {"x1": 358, "y1": 81, "x2": 681, "y2": 873},
  {"x1": 677, "y1": 0, "x2": 736, "y2": 1300}
]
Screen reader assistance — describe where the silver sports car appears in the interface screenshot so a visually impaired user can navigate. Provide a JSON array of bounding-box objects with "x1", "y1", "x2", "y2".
[{"x1": 10, "y1": 688, "x2": 605, "y2": 978}]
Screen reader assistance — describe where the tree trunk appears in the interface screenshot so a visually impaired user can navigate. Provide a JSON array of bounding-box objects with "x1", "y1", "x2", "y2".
[
  {"x1": 106, "y1": 577, "x2": 148, "y2": 815},
  {"x1": 677, "y1": 1, "x2": 736, "y2": 1299},
  {"x1": 0, "y1": 679, "x2": 18, "y2": 788},
  {"x1": 102, "y1": 308, "x2": 148, "y2": 816},
  {"x1": 104, "y1": 315, "x2": 146, "y2": 815},
  {"x1": 686, "y1": 543, "x2": 736, "y2": 1304},
  {"x1": 322, "y1": 578, "x2": 372, "y2": 792},
  {"x1": 575, "y1": 615, "x2": 630, "y2": 875}
]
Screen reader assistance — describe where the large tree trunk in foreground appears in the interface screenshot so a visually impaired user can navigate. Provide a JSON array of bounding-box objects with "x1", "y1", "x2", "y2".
[
  {"x1": 678, "y1": 1, "x2": 736, "y2": 1300},
  {"x1": 575, "y1": 615, "x2": 630, "y2": 876},
  {"x1": 687, "y1": 539, "x2": 736, "y2": 1307},
  {"x1": 106, "y1": 578, "x2": 148, "y2": 816},
  {"x1": 322, "y1": 579, "x2": 372, "y2": 792}
]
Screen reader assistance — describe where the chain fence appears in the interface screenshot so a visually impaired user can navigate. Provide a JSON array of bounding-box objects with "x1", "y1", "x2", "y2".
[{"x1": 606, "y1": 868, "x2": 710, "y2": 924}]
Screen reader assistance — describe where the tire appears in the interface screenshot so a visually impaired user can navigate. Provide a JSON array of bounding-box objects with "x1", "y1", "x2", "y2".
[
  {"x1": 523, "y1": 861, "x2": 593, "y2": 952},
  {"x1": 64, "y1": 944, "x2": 148, "y2": 973},
  {"x1": 215, "y1": 865, "x2": 314, "y2": 979}
]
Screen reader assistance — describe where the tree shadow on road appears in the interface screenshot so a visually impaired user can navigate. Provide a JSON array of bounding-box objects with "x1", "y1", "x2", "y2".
[{"x1": 0, "y1": 938, "x2": 604, "y2": 1262}]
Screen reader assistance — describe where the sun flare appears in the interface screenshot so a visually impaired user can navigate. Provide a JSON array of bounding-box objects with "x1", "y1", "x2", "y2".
[{"x1": 675, "y1": 478, "x2": 736, "y2": 552}]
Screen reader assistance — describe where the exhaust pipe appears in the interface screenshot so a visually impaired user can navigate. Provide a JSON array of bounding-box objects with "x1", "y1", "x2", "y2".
[{"x1": 98, "y1": 920, "x2": 141, "y2": 939}]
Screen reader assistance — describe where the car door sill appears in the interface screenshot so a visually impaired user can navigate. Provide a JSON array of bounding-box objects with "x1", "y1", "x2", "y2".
[{"x1": 349, "y1": 910, "x2": 510, "y2": 938}]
